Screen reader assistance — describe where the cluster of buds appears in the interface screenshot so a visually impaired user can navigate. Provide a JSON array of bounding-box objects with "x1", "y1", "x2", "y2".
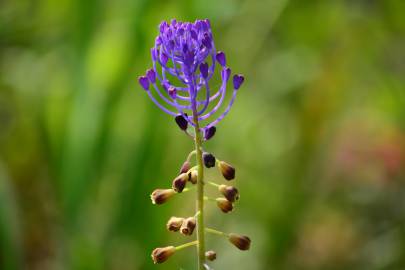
[{"x1": 139, "y1": 19, "x2": 250, "y2": 269}]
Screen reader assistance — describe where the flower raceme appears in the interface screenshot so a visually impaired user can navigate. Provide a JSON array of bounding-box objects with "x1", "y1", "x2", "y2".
[
  {"x1": 139, "y1": 19, "x2": 250, "y2": 269},
  {"x1": 138, "y1": 19, "x2": 244, "y2": 140}
]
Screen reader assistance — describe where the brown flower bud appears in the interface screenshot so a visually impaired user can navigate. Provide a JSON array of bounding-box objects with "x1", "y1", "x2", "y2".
[
  {"x1": 179, "y1": 160, "x2": 191, "y2": 174},
  {"x1": 188, "y1": 170, "x2": 198, "y2": 184},
  {"x1": 151, "y1": 246, "x2": 176, "y2": 264},
  {"x1": 216, "y1": 198, "x2": 233, "y2": 213},
  {"x1": 205, "y1": 250, "x2": 217, "y2": 261},
  {"x1": 172, "y1": 173, "x2": 189, "y2": 193},
  {"x1": 180, "y1": 217, "x2": 196, "y2": 236},
  {"x1": 228, "y1": 233, "x2": 251, "y2": 251},
  {"x1": 166, "y1": 217, "x2": 184, "y2": 232},
  {"x1": 218, "y1": 161, "x2": 235, "y2": 180},
  {"x1": 218, "y1": 185, "x2": 239, "y2": 202},
  {"x1": 150, "y1": 189, "x2": 176, "y2": 205}
]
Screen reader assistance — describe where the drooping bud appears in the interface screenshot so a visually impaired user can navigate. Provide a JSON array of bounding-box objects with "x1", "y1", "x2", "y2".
[
  {"x1": 199, "y1": 63, "x2": 209, "y2": 79},
  {"x1": 218, "y1": 161, "x2": 235, "y2": 180},
  {"x1": 205, "y1": 250, "x2": 217, "y2": 261},
  {"x1": 202, "y1": 152, "x2": 216, "y2": 168},
  {"x1": 172, "y1": 173, "x2": 189, "y2": 193},
  {"x1": 168, "y1": 86, "x2": 177, "y2": 99},
  {"x1": 233, "y1": 74, "x2": 244, "y2": 90},
  {"x1": 175, "y1": 114, "x2": 188, "y2": 130},
  {"x1": 146, "y1": 69, "x2": 156, "y2": 83},
  {"x1": 166, "y1": 217, "x2": 184, "y2": 232},
  {"x1": 216, "y1": 198, "x2": 233, "y2": 213},
  {"x1": 228, "y1": 233, "x2": 251, "y2": 251},
  {"x1": 216, "y1": 51, "x2": 226, "y2": 66},
  {"x1": 180, "y1": 217, "x2": 196, "y2": 236},
  {"x1": 138, "y1": 76, "x2": 149, "y2": 90},
  {"x1": 151, "y1": 246, "x2": 176, "y2": 264},
  {"x1": 188, "y1": 170, "x2": 198, "y2": 184},
  {"x1": 204, "y1": 126, "x2": 216, "y2": 140},
  {"x1": 150, "y1": 189, "x2": 176, "y2": 205},
  {"x1": 218, "y1": 185, "x2": 239, "y2": 202},
  {"x1": 179, "y1": 160, "x2": 191, "y2": 174}
]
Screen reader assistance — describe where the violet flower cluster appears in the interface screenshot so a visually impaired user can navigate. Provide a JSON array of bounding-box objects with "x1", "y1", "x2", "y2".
[
  {"x1": 138, "y1": 19, "x2": 244, "y2": 139},
  {"x1": 138, "y1": 19, "x2": 249, "y2": 269}
]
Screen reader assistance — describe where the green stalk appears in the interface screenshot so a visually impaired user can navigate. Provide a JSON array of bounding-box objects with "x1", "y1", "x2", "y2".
[{"x1": 192, "y1": 109, "x2": 206, "y2": 270}]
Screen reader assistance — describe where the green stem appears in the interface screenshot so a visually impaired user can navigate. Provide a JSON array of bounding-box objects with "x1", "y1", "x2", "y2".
[
  {"x1": 175, "y1": 240, "x2": 199, "y2": 251},
  {"x1": 205, "y1": 227, "x2": 229, "y2": 237},
  {"x1": 192, "y1": 108, "x2": 205, "y2": 270},
  {"x1": 207, "y1": 181, "x2": 220, "y2": 188}
]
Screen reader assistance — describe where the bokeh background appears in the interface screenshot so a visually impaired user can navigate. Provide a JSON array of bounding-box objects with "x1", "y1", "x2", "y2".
[{"x1": 1, "y1": 0, "x2": 405, "y2": 269}]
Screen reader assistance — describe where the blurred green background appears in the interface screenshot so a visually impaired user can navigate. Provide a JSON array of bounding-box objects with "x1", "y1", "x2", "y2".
[{"x1": 1, "y1": 0, "x2": 405, "y2": 269}]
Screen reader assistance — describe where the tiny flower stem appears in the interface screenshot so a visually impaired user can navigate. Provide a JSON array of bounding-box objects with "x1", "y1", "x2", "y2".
[
  {"x1": 182, "y1": 186, "x2": 196, "y2": 193},
  {"x1": 203, "y1": 196, "x2": 216, "y2": 202},
  {"x1": 175, "y1": 240, "x2": 199, "y2": 251},
  {"x1": 207, "y1": 181, "x2": 220, "y2": 188},
  {"x1": 194, "y1": 211, "x2": 201, "y2": 218},
  {"x1": 187, "y1": 150, "x2": 197, "y2": 161},
  {"x1": 205, "y1": 227, "x2": 229, "y2": 237}
]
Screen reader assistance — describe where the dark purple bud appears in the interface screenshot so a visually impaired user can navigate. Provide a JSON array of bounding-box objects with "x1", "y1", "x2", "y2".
[
  {"x1": 168, "y1": 40, "x2": 175, "y2": 50},
  {"x1": 172, "y1": 173, "x2": 189, "y2": 193},
  {"x1": 219, "y1": 185, "x2": 239, "y2": 202},
  {"x1": 204, "y1": 126, "x2": 216, "y2": 140},
  {"x1": 175, "y1": 115, "x2": 188, "y2": 130},
  {"x1": 221, "y1": 67, "x2": 231, "y2": 81},
  {"x1": 199, "y1": 63, "x2": 209, "y2": 79},
  {"x1": 233, "y1": 74, "x2": 244, "y2": 90},
  {"x1": 168, "y1": 86, "x2": 177, "y2": 99},
  {"x1": 202, "y1": 34, "x2": 212, "y2": 49},
  {"x1": 138, "y1": 76, "x2": 149, "y2": 90},
  {"x1": 184, "y1": 51, "x2": 195, "y2": 67},
  {"x1": 203, "y1": 152, "x2": 216, "y2": 168},
  {"x1": 182, "y1": 43, "x2": 188, "y2": 53},
  {"x1": 160, "y1": 52, "x2": 168, "y2": 65},
  {"x1": 146, "y1": 69, "x2": 156, "y2": 83},
  {"x1": 179, "y1": 160, "x2": 191, "y2": 174},
  {"x1": 216, "y1": 51, "x2": 226, "y2": 66},
  {"x1": 191, "y1": 30, "x2": 198, "y2": 40}
]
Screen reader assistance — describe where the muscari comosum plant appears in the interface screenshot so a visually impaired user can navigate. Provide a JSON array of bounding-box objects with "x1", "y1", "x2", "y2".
[{"x1": 138, "y1": 19, "x2": 250, "y2": 269}]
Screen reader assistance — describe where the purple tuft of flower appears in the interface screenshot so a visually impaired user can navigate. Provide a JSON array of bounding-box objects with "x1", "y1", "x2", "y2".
[{"x1": 138, "y1": 19, "x2": 245, "y2": 140}]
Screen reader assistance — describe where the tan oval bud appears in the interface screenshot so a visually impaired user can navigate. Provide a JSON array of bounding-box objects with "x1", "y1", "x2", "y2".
[
  {"x1": 216, "y1": 198, "x2": 233, "y2": 213},
  {"x1": 172, "y1": 173, "x2": 189, "y2": 193},
  {"x1": 179, "y1": 160, "x2": 191, "y2": 174},
  {"x1": 151, "y1": 246, "x2": 176, "y2": 264},
  {"x1": 228, "y1": 233, "x2": 251, "y2": 251},
  {"x1": 205, "y1": 250, "x2": 217, "y2": 261},
  {"x1": 188, "y1": 170, "x2": 198, "y2": 184},
  {"x1": 218, "y1": 185, "x2": 239, "y2": 202},
  {"x1": 150, "y1": 189, "x2": 176, "y2": 205},
  {"x1": 166, "y1": 217, "x2": 184, "y2": 232},
  {"x1": 218, "y1": 161, "x2": 235, "y2": 180},
  {"x1": 180, "y1": 217, "x2": 196, "y2": 236}
]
